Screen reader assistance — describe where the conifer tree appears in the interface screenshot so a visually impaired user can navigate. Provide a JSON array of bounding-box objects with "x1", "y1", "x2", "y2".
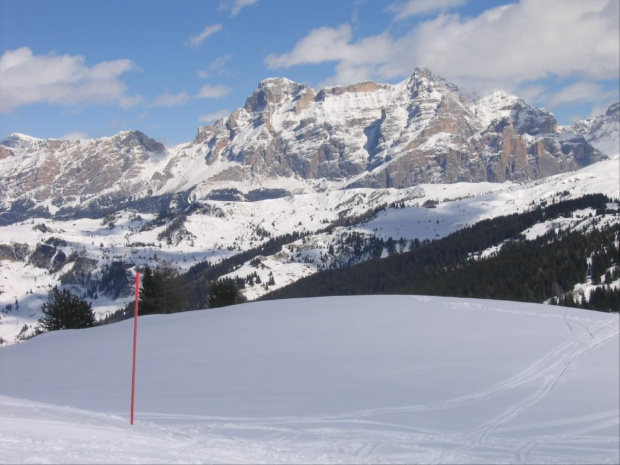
[
  {"x1": 37, "y1": 286, "x2": 96, "y2": 332},
  {"x1": 208, "y1": 279, "x2": 242, "y2": 308},
  {"x1": 139, "y1": 263, "x2": 187, "y2": 314}
]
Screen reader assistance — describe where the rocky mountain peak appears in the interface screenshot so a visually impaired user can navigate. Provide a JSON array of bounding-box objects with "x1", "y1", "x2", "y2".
[
  {"x1": 2, "y1": 133, "x2": 44, "y2": 150},
  {"x1": 606, "y1": 102, "x2": 619, "y2": 120},
  {"x1": 244, "y1": 78, "x2": 311, "y2": 113},
  {"x1": 569, "y1": 102, "x2": 619, "y2": 157},
  {"x1": 112, "y1": 130, "x2": 166, "y2": 154},
  {"x1": 471, "y1": 90, "x2": 557, "y2": 136},
  {"x1": 412, "y1": 67, "x2": 433, "y2": 79},
  {"x1": 406, "y1": 67, "x2": 459, "y2": 95}
]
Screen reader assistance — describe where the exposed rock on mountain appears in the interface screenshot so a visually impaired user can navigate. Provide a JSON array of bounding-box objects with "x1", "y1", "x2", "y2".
[
  {"x1": 1, "y1": 69, "x2": 614, "y2": 224},
  {"x1": 164, "y1": 68, "x2": 608, "y2": 191},
  {"x1": 1, "y1": 131, "x2": 164, "y2": 204},
  {"x1": 0, "y1": 131, "x2": 173, "y2": 224}
]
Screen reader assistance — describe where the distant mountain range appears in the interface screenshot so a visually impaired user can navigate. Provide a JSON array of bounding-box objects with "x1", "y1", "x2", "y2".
[{"x1": 1, "y1": 68, "x2": 617, "y2": 225}]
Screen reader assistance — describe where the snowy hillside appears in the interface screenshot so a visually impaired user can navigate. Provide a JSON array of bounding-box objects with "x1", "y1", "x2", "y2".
[
  {"x1": 1, "y1": 147, "x2": 618, "y2": 344},
  {"x1": 0, "y1": 296, "x2": 618, "y2": 463}
]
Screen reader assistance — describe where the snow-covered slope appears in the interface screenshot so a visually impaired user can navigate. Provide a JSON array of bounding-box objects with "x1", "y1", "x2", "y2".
[{"x1": 0, "y1": 296, "x2": 618, "y2": 463}]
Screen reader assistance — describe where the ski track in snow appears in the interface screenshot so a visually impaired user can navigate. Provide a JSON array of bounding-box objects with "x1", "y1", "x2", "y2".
[{"x1": 76, "y1": 304, "x2": 618, "y2": 463}]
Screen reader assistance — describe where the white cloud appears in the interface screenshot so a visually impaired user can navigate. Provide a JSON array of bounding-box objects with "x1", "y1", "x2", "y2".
[
  {"x1": 266, "y1": 0, "x2": 619, "y2": 90},
  {"x1": 196, "y1": 84, "x2": 231, "y2": 99},
  {"x1": 387, "y1": 0, "x2": 466, "y2": 19},
  {"x1": 220, "y1": 0, "x2": 258, "y2": 17},
  {"x1": 187, "y1": 24, "x2": 223, "y2": 47},
  {"x1": 197, "y1": 55, "x2": 233, "y2": 79},
  {"x1": 210, "y1": 55, "x2": 232, "y2": 75},
  {"x1": 151, "y1": 91, "x2": 191, "y2": 107},
  {"x1": 59, "y1": 132, "x2": 90, "y2": 141},
  {"x1": 588, "y1": 101, "x2": 616, "y2": 119},
  {"x1": 266, "y1": 25, "x2": 356, "y2": 70},
  {"x1": 545, "y1": 82, "x2": 609, "y2": 107},
  {"x1": 266, "y1": 24, "x2": 403, "y2": 86},
  {"x1": 151, "y1": 85, "x2": 230, "y2": 108},
  {"x1": 412, "y1": 0, "x2": 619, "y2": 83},
  {"x1": 198, "y1": 109, "x2": 231, "y2": 124},
  {"x1": 514, "y1": 84, "x2": 548, "y2": 105},
  {"x1": 119, "y1": 94, "x2": 143, "y2": 108},
  {"x1": 0, "y1": 47, "x2": 139, "y2": 113}
]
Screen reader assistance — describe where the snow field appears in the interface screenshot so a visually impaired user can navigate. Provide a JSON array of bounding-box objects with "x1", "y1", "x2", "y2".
[{"x1": 0, "y1": 295, "x2": 618, "y2": 463}]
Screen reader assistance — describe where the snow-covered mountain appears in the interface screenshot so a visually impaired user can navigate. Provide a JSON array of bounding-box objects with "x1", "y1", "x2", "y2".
[
  {"x1": 0, "y1": 69, "x2": 618, "y2": 344},
  {"x1": 1, "y1": 69, "x2": 615, "y2": 223},
  {"x1": 569, "y1": 102, "x2": 620, "y2": 159},
  {"x1": 0, "y1": 131, "x2": 177, "y2": 224},
  {"x1": 1, "y1": 296, "x2": 618, "y2": 463}
]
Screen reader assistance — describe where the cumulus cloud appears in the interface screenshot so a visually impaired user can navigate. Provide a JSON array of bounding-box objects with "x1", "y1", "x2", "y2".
[
  {"x1": 265, "y1": 24, "x2": 400, "y2": 85},
  {"x1": 220, "y1": 0, "x2": 258, "y2": 17},
  {"x1": 412, "y1": 0, "x2": 619, "y2": 83},
  {"x1": 198, "y1": 109, "x2": 232, "y2": 124},
  {"x1": 187, "y1": 24, "x2": 223, "y2": 47},
  {"x1": 387, "y1": 0, "x2": 466, "y2": 19},
  {"x1": 0, "y1": 47, "x2": 140, "y2": 113},
  {"x1": 266, "y1": 0, "x2": 619, "y2": 89},
  {"x1": 265, "y1": 25, "x2": 356, "y2": 69}
]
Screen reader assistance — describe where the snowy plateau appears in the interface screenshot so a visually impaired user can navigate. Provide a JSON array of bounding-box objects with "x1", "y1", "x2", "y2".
[{"x1": 0, "y1": 70, "x2": 618, "y2": 463}]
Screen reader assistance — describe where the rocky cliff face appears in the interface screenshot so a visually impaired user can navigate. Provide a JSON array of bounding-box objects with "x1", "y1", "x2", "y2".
[
  {"x1": 181, "y1": 68, "x2": 605, "y2": 190},
  {"x1": 0, "y1": 131, "x2": 170, "y2": 223},
  {"x1": 0, "y1": 69, "x2": 614, "y2": 224},
  {"x1": 1, "y1": 131, "x2": 166, "y2": 201}
]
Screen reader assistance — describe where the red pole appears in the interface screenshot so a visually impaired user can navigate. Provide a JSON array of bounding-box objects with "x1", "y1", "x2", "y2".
[{"x1": 130, "y1": 271, "x2": 140, "y2": 425}]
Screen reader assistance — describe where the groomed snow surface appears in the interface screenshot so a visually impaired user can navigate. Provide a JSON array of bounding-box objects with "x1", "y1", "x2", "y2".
[{"x1": 1, "y1": 296, "x2": 618, "y2": 464}]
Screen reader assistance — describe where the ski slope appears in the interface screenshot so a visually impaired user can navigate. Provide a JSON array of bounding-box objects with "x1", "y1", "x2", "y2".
[{"x1": 1, "y1": 296, "x2": 618, "y2": 464}]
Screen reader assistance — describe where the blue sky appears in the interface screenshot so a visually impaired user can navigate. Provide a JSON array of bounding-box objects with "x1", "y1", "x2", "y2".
[{"x1": 1, "y1": 0, "x2": 618, "y2": 146}]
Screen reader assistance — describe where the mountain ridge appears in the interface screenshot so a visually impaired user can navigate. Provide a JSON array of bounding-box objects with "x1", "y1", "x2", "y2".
[{"x1": 1, "y1": 68, "x2": 617, "y2": 224}]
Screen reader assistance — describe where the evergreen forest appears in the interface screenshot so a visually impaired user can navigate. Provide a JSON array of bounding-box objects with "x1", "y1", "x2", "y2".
[{"x1": 263, "y1": 194, "x2": 620, "y2": 313}]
